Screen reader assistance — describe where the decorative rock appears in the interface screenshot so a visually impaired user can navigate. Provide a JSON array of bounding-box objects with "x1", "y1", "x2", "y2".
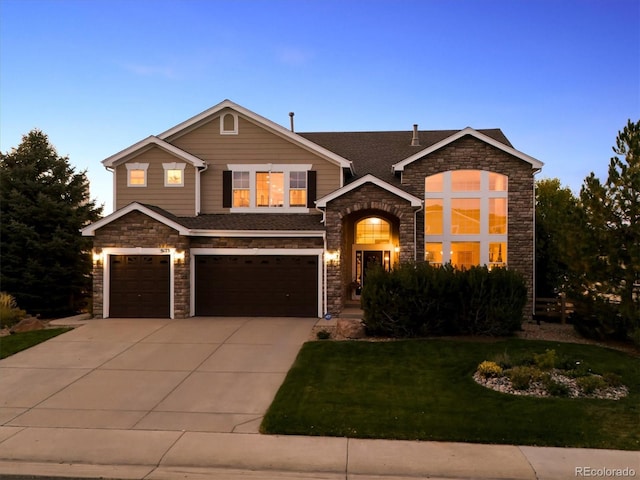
[
  {"x1": 10, "y1": 317, "x2": 45, "y2": 334},
  {"x1": 336, "y1": 318, "x2": 367, "y2": 339}
]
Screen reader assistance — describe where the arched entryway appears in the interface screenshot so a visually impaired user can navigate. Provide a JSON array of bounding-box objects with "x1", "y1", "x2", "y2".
[{"x1": 344, "y1": 211, "x2": 400, "y2": 300}]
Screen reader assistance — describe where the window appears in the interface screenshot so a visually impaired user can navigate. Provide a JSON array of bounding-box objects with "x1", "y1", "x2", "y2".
[
  {"x1": 233, "y1": 172, "x2": 250, "y2": 207},
  {"x1": 163, "y1": 162, "x2": 186, "y2": 187},
  {"x1": 289, "y1": 171, "x2": 307, "y2": 207},
  {"x1": 356, "y1": 217, "x2": 391, "y2": 244},
  {"x1": 256, "y1": 172, "x2": 284, "y2": 207},
  {"x1": 126, "y1": 163, "x2": 149, "y2": 187},
  {"x1": 425, "y1": 170, "x2": 508, "y2": 268},
  {"x1": 226, "y1": 164, "x2": 312, "y2": 211}
]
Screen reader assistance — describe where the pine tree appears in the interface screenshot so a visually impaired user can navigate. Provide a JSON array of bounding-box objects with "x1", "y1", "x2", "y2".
[
  {"x1": 0, "y1": 130, "x2": 103, "y2": 317},
  {"x1": 577, "y1": 120, "x2": 640, "y2": 339}
]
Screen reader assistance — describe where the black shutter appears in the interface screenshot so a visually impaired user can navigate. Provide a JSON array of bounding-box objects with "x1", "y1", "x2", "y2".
[
  {"x1": 307, "y1": 170, "x2": 317, "y2": 208},
  {"x1": 222, "y1": 170, "x2": 232, "y2": 208}
]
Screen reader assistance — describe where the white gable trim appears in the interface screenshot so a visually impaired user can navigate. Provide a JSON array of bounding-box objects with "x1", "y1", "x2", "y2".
[
  {"x1": 392, "y1": 127, "x2": 544, "y2": 172},
  {"x1": 102, "y1": 136, "x2": 206, "y2": 168},
  {"x1": 315, "y1": 174, "x2": 422, "y2": 208},
  {"x1": 81, "y1": 202, "x2": 190, "y2": 236},
  {"x1": 158, "y1": 99, "x2": 353, "y2": 172}
]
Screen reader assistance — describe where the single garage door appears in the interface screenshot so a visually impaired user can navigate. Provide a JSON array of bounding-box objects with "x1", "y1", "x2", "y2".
[
  {"x1": 195, "y1": 255, "x2": 318, "y2": 317},
  {"x1": 109, "y1": 255, "x2": 170, "y2": 317}
]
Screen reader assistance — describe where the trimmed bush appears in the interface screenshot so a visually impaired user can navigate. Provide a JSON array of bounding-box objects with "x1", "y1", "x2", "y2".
[
  {"x1": 577, "y1": 375, "x2": 608, "y2": 395},
  {"x1": 361, "y1": 263, "x2": 527, "y2": 338},
  {"x1": 508, "y1": 366, "x2": 541, "y2": 391},
  {"x1": 533, "y1": 349, "x2": 557, "y2": 371},
  {"x1": 477, "y1": 361, "x2": 503, "y2": 378}
]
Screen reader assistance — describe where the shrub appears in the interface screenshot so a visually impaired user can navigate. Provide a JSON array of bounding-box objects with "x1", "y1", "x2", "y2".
[
  {"x1": 476, "y1": 361, "x2": 503, "y2": 378},
  {"x1": 533, "y1": 349, "x2": 557, "y2": 371},
  {"x1": 0, "y1": 292, "x2": 26, "y2": 328},
  {"x1": 491, "y1": 350, "x2": 513, "y2": 369},
  {"x1": 576, "y1": 375, "x2": 608, "y2": 395},
  {"x1": 541, "y1": 374, "x2": 571, "y2": 397},
  {"x1": 508, "y1": 366, "x2": 541, "y2": 390},
  {"x1": 316, "y1": 330, "x2": 331, "y2": 340},
  {"x1": 361, "y1": 263, "x2": 527, "y2": 338},
  {"x1": 603, "y1": 372, "x2": 623, "y2": 388}
]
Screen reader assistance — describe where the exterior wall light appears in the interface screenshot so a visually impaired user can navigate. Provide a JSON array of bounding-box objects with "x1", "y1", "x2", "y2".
[
  {"x1": 92, "y1": 250, "x2": 103, "y2": 266},
  {"x1": 325, "y1": 250, "x2": 339, "y2": 265},
  {"x1": 174, "y1": 250, "x2": 185, "y2": 264}
]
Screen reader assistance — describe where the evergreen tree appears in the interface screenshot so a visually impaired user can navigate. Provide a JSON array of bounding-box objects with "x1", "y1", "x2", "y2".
[
  {"x1": 576, "y1": 120, "x2": 640, "y2": 340},
  {"x1": 0, "y1": 130, "x2": 102, "y2": 317}
]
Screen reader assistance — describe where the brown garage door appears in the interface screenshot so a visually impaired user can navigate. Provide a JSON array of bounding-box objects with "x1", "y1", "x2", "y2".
[
  {"x1": 195, "y1": 255, "x2": 318, "y2": 317},
  {"x1": 110, "y1": 255, "x2": 170, "y2": 318}
]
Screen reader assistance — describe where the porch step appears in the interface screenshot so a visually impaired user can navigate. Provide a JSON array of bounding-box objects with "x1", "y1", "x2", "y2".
[{"x1": 340, "y1": 307, "x2": 364, "y2": 319}]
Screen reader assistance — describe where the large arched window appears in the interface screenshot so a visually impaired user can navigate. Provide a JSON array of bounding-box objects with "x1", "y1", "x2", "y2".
[
  {"x1": 355, "y1": 217, "x2": 391, "y2": 244},
  {"x1": 425, "y1": 170, "x2": 507, "y2": 269}
]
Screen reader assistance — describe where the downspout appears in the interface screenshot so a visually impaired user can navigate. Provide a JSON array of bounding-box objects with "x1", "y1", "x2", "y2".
[
  {"x1": 196, "y1": 163, "x2": 209, "y2": 215},
  {"x1": 414, "y1": 201, "x2": 424, "y2": 261},
  {"x1": 316, "y1": 204, "x2": 328, "y2": 316}
]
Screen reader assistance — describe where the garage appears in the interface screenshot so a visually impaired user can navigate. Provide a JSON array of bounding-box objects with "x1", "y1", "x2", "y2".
[
  {"x1": 195, "y1": 255, "x2": 318, "y2": 317},
  {"x1": 109, "y1": 255, "x2": 170, "y2": 317}
]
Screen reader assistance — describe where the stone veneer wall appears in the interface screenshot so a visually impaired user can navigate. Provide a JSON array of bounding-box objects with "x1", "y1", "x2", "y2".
[
  {"x1": 92, "y1": 211, "x2": 190, "y2": 318},
  {"x1": 92, "y1": 211, "x2": 325, "y2": 318},
  {"x1": 400, "y1": 136, "x2": 536, "y2": 320},
  {"x1": 324, "y1": 183, "x2": 419, "y2": 315}
]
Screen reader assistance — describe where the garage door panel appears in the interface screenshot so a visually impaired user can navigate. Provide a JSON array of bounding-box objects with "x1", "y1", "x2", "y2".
[{"x1": 195, "y1": 255, "x2": 318, "y2": 317}]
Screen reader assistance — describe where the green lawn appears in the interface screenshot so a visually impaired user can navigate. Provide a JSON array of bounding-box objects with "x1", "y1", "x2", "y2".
[
  {"x1": 0, "y1": 328, "x2": 72, "y2": 359},
  {"x1": 261, "y1": 338, "x2": 640, "y2": 450}
]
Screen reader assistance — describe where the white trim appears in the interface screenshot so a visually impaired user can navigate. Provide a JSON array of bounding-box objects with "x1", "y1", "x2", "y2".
[
  {"x1": 190, "y1": 248, "x2": 325, "y2": 318},
  {"x1": 188, "y1": 230, "x2": 324, "y2": 237},
  {"x1": 102, "y1": 136, "x2": 206, "y2": 168},
  {"x1": 158, "y1": 99, "x2": 353, "y2": 172},
  {"x1": 101, "y1": 247, "x2": 176, "y2": 319},
  {"x1": 316, "y1": 174, "x2": 423, "y2": 208},
  {"x1": 393, "y1": 127, "x2": 544, "y2": 172},
  {"x1": 162, "y1": 162, "x2": 186, "y2": 187},
  {"x1": 125, "y1": 163, "x2": 149, "y2": 187},
  {"x1": 81, "y1": 202, "x2": 190, "y2": 236}
]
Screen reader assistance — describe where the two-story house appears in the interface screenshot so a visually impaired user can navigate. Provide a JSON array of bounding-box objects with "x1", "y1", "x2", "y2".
[{"x1": 82, "y1": 99, "x2": 543, "y2": 320}]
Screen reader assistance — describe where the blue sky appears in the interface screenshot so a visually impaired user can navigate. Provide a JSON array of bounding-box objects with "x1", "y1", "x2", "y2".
[{"x1": 1, "y1": 0, "x2": 638, "y2": 213}]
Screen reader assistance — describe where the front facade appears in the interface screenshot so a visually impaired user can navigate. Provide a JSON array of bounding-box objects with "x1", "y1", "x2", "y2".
[{"x1": 82, "y1": 100, "x2": 543, "y2": 320}]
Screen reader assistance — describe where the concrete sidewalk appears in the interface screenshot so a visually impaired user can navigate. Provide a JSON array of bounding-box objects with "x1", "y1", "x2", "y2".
[{"x1": 0, "y1": 317, "x2": 638, "y2": 479}]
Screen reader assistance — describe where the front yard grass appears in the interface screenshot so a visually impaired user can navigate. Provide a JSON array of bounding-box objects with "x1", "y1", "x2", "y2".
[
  {"x1": 0, "y1": 328, "x2": 71, "y2": 359},
  {"x1": 261, "y1": 338, "x2": 640, "y2": 450}
]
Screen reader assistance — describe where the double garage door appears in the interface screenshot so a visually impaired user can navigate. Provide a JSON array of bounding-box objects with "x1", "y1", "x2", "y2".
[
  {"x1": 195, "y1": 255, "x2": 318, "y2": 317},
  {"x1": 109, "y1": 254, "x2": 318, "y2": 318}
]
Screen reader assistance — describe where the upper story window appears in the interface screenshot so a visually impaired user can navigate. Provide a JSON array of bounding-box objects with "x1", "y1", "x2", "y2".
[
  {"x1": 163, "y1": 162, "x2": 186, "y2": 187},
  {"x1": 126, "y1": 162, "x2": 149, "y2": 187},
  {"x1": 224, "y1": 164, "x2": 314, "y2": 212},
  {"x1": 425, "y1": 170, "x2": 508, "y2": 269},
  {"x1": 220, "y1": 112, "x2": 238, "y2": 135}
]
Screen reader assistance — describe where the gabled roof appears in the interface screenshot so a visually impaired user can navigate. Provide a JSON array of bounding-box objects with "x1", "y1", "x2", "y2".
[
  {"x1": 81, "y1": 202, "x2": 191, "y2": 236},
  {"x1": 300, "y1": 128, "x2": 517, "y2": 186},
  {"x1": 392, "y1": 127, "x2": 543, "y2": 171},
  {"x1": 158, "y1": 99, "x2": 353, "y2": 172},
  {"x1": 102, "y1": 136, "x2": 206, "y2": 168},
  {"x1": 315, "y1": 174, "x2": 422, "y2": 208}
]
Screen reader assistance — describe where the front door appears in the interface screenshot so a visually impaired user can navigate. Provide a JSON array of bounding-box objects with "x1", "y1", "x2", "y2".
[{"x1": 354, "y1": 250, "x2": 391, "y2": 287}]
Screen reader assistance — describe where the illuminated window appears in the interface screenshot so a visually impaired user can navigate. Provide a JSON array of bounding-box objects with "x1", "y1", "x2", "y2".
[
  {"x1": 289, "y1": 171, "x2": 307, "y2": 207},
  {"x1": 425, "y1": 170, "x2": 508, "y2": 267},
  {"x1": 451, "y1": 199, "x2": 480, "y2": 234},
  {"x1": 356, "y1": 217, "x2": 391, "y2": 244},
  {"x1": 163, "y1": 162, "x2": 186, "y2": 187},
  {"x1": 126, "y1": 163, "x2": 148, "y2": 187},
  {"x1": 425, "y1": 199, "x2": 443, "y2": 235},
  {"x1": 256, "y1": 172, "x2": 284, "y2": 207},
  {"x1": 233, "y1": 171, "x2": 250, "y2": 207}
]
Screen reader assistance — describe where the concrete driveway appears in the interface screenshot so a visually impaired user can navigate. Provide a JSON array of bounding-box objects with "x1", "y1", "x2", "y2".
[{"x1": 0, "y1": 317, "x2": 316, "y2": 434}]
